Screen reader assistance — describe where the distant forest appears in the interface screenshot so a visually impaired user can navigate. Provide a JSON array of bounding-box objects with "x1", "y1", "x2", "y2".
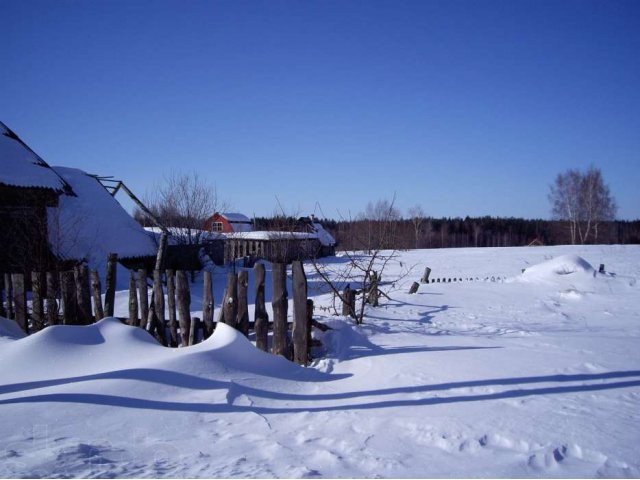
[{"x1": 254, "y1": 216, "x2": 640, "y2": 251}]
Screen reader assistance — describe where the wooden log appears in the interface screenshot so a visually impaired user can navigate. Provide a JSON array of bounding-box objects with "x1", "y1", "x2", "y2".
[
  {"x1": 236, "y1": 270, "x2": 249, "y2": 336},
  {"x1": 104, "y1": 253, "x2": 118, "y2": 317},
  {"x1": 31, "y1": 271, "x2": 45, "y2": 332},
  {"x1": 128, "y1": 270, "x2": 138, "y2": 326},
  {"x1": 202, "y1": 270, "x2": 214, "y2": 339},
  {"x1": 138, "y1": 268, "x2": 149, "y2": 327},
  {"x1": 4, "y1": 273, "x2": 14, "y2": 319},
  {"x1": 166, "y1": 269, "x2": 178, "y2": 347},
  {"x1": 188, "y1": 316, "x2": 199, "y2": 346},
  {"x1": 90, "y1": 270, "x2": 104, "y2": 320},
  {"x1": 366, "y1": 271, "x2": 379, "y2": 307},
  {"x1": 222, "y1": 272, "x2": 237, "y2": 328},
  {"x1": 271, "y1": 263, "x2": 290, "y2": 359},
  {"x1": 154, "y1": 232, "x2": 169, "y2": 271},
  {"x1": 342, "y1": 285, "x2": 356, "y2": 319},
  {"x1": 253, "y1": 263, "x2": 269, "y2": 352},
  {"x1": 46, "y1": 271, "x2": 59, "y2": 325},
  {"x1": 408, "y1": 281, "x2": 420, "y2": 294},
  {"x1": 176, "y1": 270, "x2": 191, "y2": 347},
  {"x1": 292, "y1": 261, "x2": 309, "y2": 366},
  {"x1": 11, "y1": 273, "x2": 28, "y2": 333},
  {"x1": 74, "y1": 265, "x2": 93, "y2": 324},
  {"x1": 153, "y1": 270, "x2": 165, "y2": 328},
  {"x1": 60, "y1": 270, "x2": 77, "y2": 325},
  {"x1": 421, "y1": 267, "x2": 432, "y2": 284}
]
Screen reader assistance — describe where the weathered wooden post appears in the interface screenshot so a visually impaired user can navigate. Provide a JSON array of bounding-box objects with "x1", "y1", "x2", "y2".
[
  {"x1": 153, "y1": 269, "x2": 165, "y2": 336},
  {"x1": 202, "y1": 270, "x2": 214, "y2": 339},
  {"x1": 74, "y1": 265, "x2": 92, "y2": 324},
  {"x1": 167, "y1": 269, "x2": 178, "y2": 347},
  {"x1": 292, "y1": 260, "x2": 309, "y2": 366},
  {"x1": 11, "y1": 273, "x2": 27, "y2": 333},
  {"x1": 222, "y1": 272, "x2": 238, "y2": 328},
  {"x1": 138, "y1": 268, "x2": 149, "y2": 325},
  {"x1": 408, "y1": 281, "x2": 419, "y2": 294},
  {"x1": 599, "y1": 264, "x2": 605, "y2": 274},
  {"x1": 104, "y1": 253, "x2": 118, "y2": 317},
  {"x1": 90, "y1": 270, "x2": 104, "y2": 321},
  {"x1": 31, "y1": 271, "x2": 45, "y2": 332},
  {"x1": 46, "y1": 271, "x2": 59, "y2": 325},
  {"x1": 237, "y1": 270, "x2": 249, "y2": 336},
  {"x1": 128, "y1": 270, "x2": 138, "y2": 326},
  {"x1": 253, "y1": 263, "x2": 269, "y2": 352},
  {"x1": 0, "y1": 275, "x2": 6, "y2": 318},
  {"x1": 306, "y1": 298, "x2": 314, "y2": 353},
  {"x1": 271, "y1": 262, "x2": 290, "y2": 359},
  {"x1": 60, "y1": 270, "x2": 77, "y2": 325},
  {"x1": 188, "y1": 316, "x2": 200, "y2": 346},
  {"x1": 176, "y1": 270, "x2": 191, "y2": 347},
  {"x1": 342, "y1": 285, "x2": 356, "y2": 319},
  {"x1": 421, "y1": 267, "x2": 431, "y2": 284},
  {"x1": 366, "y1": 271, "x2": 380, "y2": 307},
  {"x1": 4, "y1": 273, "x2": 14, "y2": 319}
]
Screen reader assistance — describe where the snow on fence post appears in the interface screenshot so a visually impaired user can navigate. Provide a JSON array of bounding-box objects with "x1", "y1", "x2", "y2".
[
  {"x1": 292, "y1": 260, "x2": 309, "y2": 366},
  {"x1": 74, "y1": 265, "x2": 92, "y2": 324},
  {"x1": 202, "y1": 270, "x2": 214, "y2": 340},
  {"x1": 104, "y1": 253, "x2": 118, "y2": 317},
  {"x1": 11, "y1": 273, "x2": 27, "y2": 333},
  {"x1": 60, "y1": 271, "x2": 77, "y2": 325},
  {"x1": 138, "y1": 268, "x2": 149, "y2": 326},
  {"x1": 253, "y1": 262, "x2": 269, "y2": 352},
  {"x1": 222, "y1": 272, "x2": 238, "y2": 329},
  {"x1": 237, "y1": 270, "x2": 249, "y2": 336},
  {"x1": 176, "y1": 270, "x2": 191, "y2": 347},
  {"x1": 90, "y1": 270, "x2": 104, "y2": 321},
  {"x1": 46, "y1": 272, "x2": 59, "y2": 325},
  {"x1": 128, "y1": 270, "x2": 138, "y2": 326},
  {"x1": 31, "y1": 271, "x2": 45, "y2": 332},
  {"x1": 271, "y1": 262, "x2": 290, "y2": 359},
  {"x1": 4, "y1": 273, "x2": 14, "y2": 319},
  {"x1": 167, "y1": 269, "x2": 178, "y2": 347}
]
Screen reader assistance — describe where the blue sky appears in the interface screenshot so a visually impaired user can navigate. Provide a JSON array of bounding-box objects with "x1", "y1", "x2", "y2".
[{"x1": 1, "y1": 0, "x2": 639, "y2": 220}]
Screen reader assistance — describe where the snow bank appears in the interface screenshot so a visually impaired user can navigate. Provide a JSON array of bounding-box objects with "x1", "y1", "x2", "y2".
[
  {"x1": 0, "y1": 316, "x2": 27, "y2": 343},
  {"x1": 519, "y1": 254, "x2": 596, "y2": 283}
]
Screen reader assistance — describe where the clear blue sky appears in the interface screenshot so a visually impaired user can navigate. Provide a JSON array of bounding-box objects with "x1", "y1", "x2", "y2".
[{"x1": 1, "y1": 0, "x2": 639, "y2": 220}]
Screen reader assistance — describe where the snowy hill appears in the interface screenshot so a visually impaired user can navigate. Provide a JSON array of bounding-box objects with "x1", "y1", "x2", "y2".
[{"x1": 0, "y1": 244, "x2": 638, "y2": 478}]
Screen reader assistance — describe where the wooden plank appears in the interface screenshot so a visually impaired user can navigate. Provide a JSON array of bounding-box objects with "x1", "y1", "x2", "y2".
[
  {"x1": 237, "y1": 270, "x2": 249, "y2": 336},
  {"x1": 128, "y1": 270, "x2": 138, "y2": 326},
  {"x1": 166, "y1": 269, "x2": 178, "y2": 347},
  {"x1": 271, "y1": 263, "x2": 290, "y2": 359},
  {"x1": 138, "y1": 268, "x2": 149, "y2": 327},
  {"x1": 46, "y1": 272, "x2": 59, "y2": 325},
  {"x1": 222, "y1": 272, "x2": 237, "y2": 328},
  {"x1": 176, "y1": 270, "x2": 191, "y2": 347},
  {"x1": 104, "y1": 253, "x2": 118, "y2": 317},
  {"x1": 90, "y1": 270, "x2": 104, "y2": 320},
  {"x1": 11, "y1": 273, "x2": 28, "y2": 333},
  {"x1": 253, "y1": 263, "x2": 269, "y2": 352},
  {"x1": 202, "y1": 270, "x2": 214, "y2": 339},
  {"x1": 292, "y1": 260, "x2": 308, "y2": 366},
  {"x1": 31, "y1": 271, "x2": 45, "y2": 332},
  {"x1": 60, "y1": 271, "x2": 77, "y2": 325},
  {"x1": 74, "y1": 265, "x2": 92, "y2": 324}
]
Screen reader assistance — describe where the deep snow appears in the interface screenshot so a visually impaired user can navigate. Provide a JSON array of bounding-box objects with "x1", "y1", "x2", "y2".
[{"x1": 0, "y1": 245, "x2": 639, "y2": 478}]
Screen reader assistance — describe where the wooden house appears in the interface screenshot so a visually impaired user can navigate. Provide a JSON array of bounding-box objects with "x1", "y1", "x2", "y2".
[{"x1": 204, "y1": 212, "x2": 253, "y2": 233}]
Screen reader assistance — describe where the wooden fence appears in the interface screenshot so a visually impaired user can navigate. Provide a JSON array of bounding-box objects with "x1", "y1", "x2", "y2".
[{"x1": 0, "y1": 254, "x2": 316, "y2": 366}]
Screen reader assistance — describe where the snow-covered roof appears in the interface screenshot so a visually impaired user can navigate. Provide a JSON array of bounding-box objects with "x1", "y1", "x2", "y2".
[
  {"x1": 311, "y1": 222, "x2": 336, "y2": 247},
  {"x1": 0, "y1": 121, "x2": 71, "y2": 192},
  {"x1": 221, "y1": 213, "x2": 251, "y2": 223},
  {"x1": 48, "y1": 167, "x2": 157, "y2": 266},
  {"x1": 224, "y1": 231, "x2": 318, "y2": 241}
]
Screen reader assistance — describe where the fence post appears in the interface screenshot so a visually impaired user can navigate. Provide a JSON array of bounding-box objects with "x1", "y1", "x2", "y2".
[
  {"x1": 128, "y1": 270, "x2": 138, "y2": 326},
  {"x1": 202, "y1": 270, "x2": 214, "y2": 339},
  {"x1": 138, "y1": 268, "x2": 148, "y2": 325},
  {"x1": 75, "y1": 265, "x2": 92, "y2": 324},
  {"x1": 11, "y1": 273, "x2": 27, "y2": 333},
  {"x1": 60, "y1": 271, "x2": 77, "y2": 325},
  {"x1": 254, "y1": 263, "x2": 269, "y2": 352},
  {"x1": 342, "y1": 285, "x2": 355, "y2": 319},
  {"x1": 4, "y1": 273, "x2": 14, "y2": 319},
  {"x1": 271, "y1": 262, "x2": 290, "y2": 359},
  {"x1": 421, "y1": 267, "x2": 431, "y2": 284},
  {"x1": 237, "y1": 270, "x2": 249, "y2": 336},
  {"x1": 176, "y1": 270, "x2": 191, "y2": 347},
  {"x1": 0, "y1": 275, "x2": 5, "y2": 318},
  {"x1": 292, "y1": 260, "x2": 309, "y2": 366},
  {"x1": 46, "y1": 272, "x2": 59, "y2": 325},
  {"x1": 90, "y1": 270, "x2": 104, "y2": 321},
  {"x1": 153, "y1": 270, "x2": 165, "y2": 330},
  {"x1": 104, "y1": 253, "x2": 118, "y2": 317},
  {"x1": 222, "y1": 272, "x2": 237, "y2": 328},
  {"x1": 31, "y1": 271, "x2": 45, "y2": 332},
  {"x1": 167, "y1": 269, "x2": 178, "y2": 347},
  {"x1": 366, "y1": 271, "x2": 380, "y2": 306},
  {"x1": 408, "y1": 281, "x2": 419, "y2": 294}
]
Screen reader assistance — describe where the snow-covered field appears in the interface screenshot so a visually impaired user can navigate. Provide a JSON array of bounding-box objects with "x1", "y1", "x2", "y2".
[{"x1": 1, "y1": 245, "x2": 639, "y2": 478}]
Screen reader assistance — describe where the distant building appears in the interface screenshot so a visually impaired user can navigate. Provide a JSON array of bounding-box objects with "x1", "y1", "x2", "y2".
[{"x1": 204, "y1": 212, "x2": 253, "y2": 233}]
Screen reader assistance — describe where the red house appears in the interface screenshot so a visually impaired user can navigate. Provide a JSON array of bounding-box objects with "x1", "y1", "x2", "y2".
[{"x1": 204, "y1": 212, "x2": 253, "y2": 233}]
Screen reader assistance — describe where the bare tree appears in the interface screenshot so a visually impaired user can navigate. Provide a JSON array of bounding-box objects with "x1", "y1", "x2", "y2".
[
  {"x1": 549, "y1": 167, "x2": 617, "y2": 244},
  {"x1": 407, "y1": 204, "x2": 426, "y2": 249}
]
